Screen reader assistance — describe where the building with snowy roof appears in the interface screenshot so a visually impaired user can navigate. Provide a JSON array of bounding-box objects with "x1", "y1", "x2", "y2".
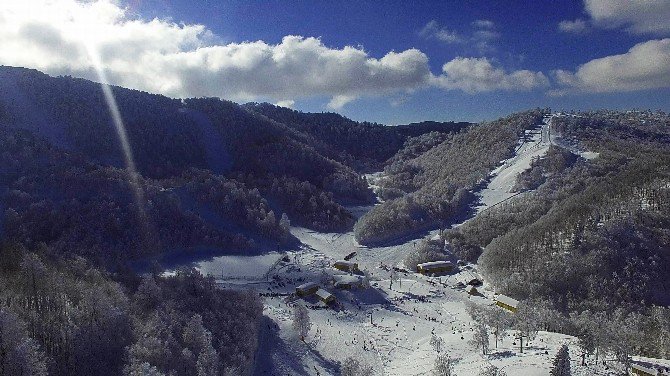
[
  {"x1": 315, "y1": 288, "x2": 335, "y2": 304},
  {"x1": 495, "y1": 294, "x2": 519, "y2": 313},
  {"x1": 631, "y1": 363, "x2": 664, "y2": 376},
  {"x1": 333, "y1": 274, "x2": 366, "y2": 290},
  {"x1": 333, "y1": 260, "x2": 359, "y2": 273},
  {"x1": 416, "y1": 261, "x2": 453, "y2": 275},
  {"x1": 295, "y1": 282, "x2": 319, "y2": 297}
]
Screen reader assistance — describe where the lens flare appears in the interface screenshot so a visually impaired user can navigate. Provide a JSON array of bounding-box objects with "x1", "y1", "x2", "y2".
[{"x1": 84, "y1": 43, "x2": 154, "y2": 247}]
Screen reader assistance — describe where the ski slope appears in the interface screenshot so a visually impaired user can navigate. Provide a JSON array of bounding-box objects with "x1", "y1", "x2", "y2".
[
  {"x1": 253, "y1": 225, "x2": 630, "y2": 376},
  {"x1": 190, "y1": 114, "x2": 631, "y2": 375},
  {"x1": 474, "y1": 116, "x2": 552, "y2": 213}
]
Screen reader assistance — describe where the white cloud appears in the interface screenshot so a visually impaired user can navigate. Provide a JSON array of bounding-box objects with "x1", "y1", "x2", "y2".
[
  {"x1": 419, "y1": 20, "x2": 500, "y2": 52},
  {"x1": 559, "y1": 0, "x2": 670, "y2": 36},
  {"x1": 586, "y1": 0, "x2": 670, "y2": 35},
  {"x1": 0, "y1": 1, "x2": 553, "y2": 108},
  {"x1": 552, "y1": 38, "x2": 670, "y2": 94},
  {"x1": 419, "y1": 20, "x2": 462, "y2": 43},
  {"x1": 434, "y1": 57, "x2": 549, "y2": 94},
  {"x1": 471, "y1": 19, "x2": 495, "y2": 29},
  {"x1": 275, "y1": 100, "x2": 295, "y2": 108},
  {"x1": 558, "y1": 19, "x2": 589, "y2": 34},
  {"x1": 0, "y1": 0, "x2": 433, "y2": 108}
]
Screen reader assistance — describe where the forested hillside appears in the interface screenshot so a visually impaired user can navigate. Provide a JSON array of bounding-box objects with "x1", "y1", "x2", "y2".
[
  {"x1": 0, "y1": 66, "x2": 463, "y2": 264},
  {"x1": 438, "y1": 110, "x2": 670, "y2": 359},
  {"x1": 355, "y1": 109, "x2": 546, "y2": 245},
  {"x1": 0, "y1": 246, "x2": 262, "y2": 375},
  {"x1": 245, "y1": 103, "x2": 470, "y2": 171}
]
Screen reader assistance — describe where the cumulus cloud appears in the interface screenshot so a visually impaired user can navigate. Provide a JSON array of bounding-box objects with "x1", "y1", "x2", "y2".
[
  {"x1": 552, "y1": 38, "x2": 670, "y2": 94},
  {"x1": 558, "y1": 19, "x2": 589, "y2": 34},
  {"x1": 586, "y1": 0, "x2": 670, "y2": 35},
  {"x1": 275, "y1": 100, "x2": 295, "y2": 108},
  {"x1": 0, "y1": 0, "x2": 433, "y2": 107},
  {"x1": 559, "y1": 0, "x2": 670, "y2": 36},
  {"x1": 0, "y1": 1, "x2": 551, "y2": 108},
  {"x1": 434, "y1": 57, "x2": 549, "y2": 94}
]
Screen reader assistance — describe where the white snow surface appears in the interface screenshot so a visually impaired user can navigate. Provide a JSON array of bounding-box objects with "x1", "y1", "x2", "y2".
[
  {"x1": 251, "y1": 225, "x2": 638, "y2": 375},
  {"x1": 474, "y1": 116, "x2": 552, "y2": 213},
  {"x1": 191, "y1": 115, "x2": 636, "y2": 375}
]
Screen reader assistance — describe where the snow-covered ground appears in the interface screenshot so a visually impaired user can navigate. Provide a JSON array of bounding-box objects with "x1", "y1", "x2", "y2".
[
  {"x1": 474, "y1": 116, "x2": 552, "y2": 213},
  {"x1": 181, "y1": 114, "x2": 645, "y2": 375},
  {"x1": 252, "y1": 226, "x2": 625, "y2": 376}
]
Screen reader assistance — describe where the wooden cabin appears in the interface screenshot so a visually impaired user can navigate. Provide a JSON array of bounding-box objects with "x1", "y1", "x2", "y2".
[
  {"x1": 495, "y1": 294, "x2": 519, "y2": 313},
  {"x1": 315, "y1": 288, "x2": 335, "y2": 304},
  {"x1": 333, "y1": 260, "x2": 359, "y2": 273},
  {"x1": 631, "y1": 364, "x2": 662, "y2": 376},
  {"x1": 333, "y1": 275, "x2": 365, "y2": 290},
  {"x1": 295, "y1": 282, "x2": 319, "y2": 297},
  {"x1": 416, "y1": 261, "x2": 453, "y2": 275}
]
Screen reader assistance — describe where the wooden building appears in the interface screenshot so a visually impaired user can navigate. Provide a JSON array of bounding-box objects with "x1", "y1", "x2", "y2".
[
  {"x1": 333, "y1": 260, "x2": 359, "y2": 273},
  {"x1": 631, "y1": 364, "x2": 662, "y2": 376},
  {"x1": 315, "y1": 288, "x2": 335, "y2": 304},
  {"x1": 295, "y1": 282, "x2": 319, "y2": 297},
  {"x1": 416, "y1": 261, "x2": 453, "y2": 275},
  {"x1": 333, "y1": 275, "x2": 365, "y2": 290},
  {"x1": 495, "y1": 294, "x2": 519, "y2": 313}
]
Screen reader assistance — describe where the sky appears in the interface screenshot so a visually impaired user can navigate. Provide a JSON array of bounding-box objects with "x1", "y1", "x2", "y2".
[{"x1": 1, "y1": 0, "x2": 669, "y2": 124}]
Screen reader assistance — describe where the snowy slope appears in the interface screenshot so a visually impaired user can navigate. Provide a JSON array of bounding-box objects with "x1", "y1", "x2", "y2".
[
  {"x1": 474, "y1": 116, "x2": 552, "y2": 213},
  {"x1": 182, "y1": 114, "x2": 621, "y2": 375},
  {"x1": 252, "y1": 224, "x2": 628, "y2": 376}
]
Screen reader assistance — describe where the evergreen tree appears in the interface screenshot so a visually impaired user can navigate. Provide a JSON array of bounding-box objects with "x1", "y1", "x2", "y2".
[{"x1": 550, "y1": 345, "x2": 571, "y2": 376}]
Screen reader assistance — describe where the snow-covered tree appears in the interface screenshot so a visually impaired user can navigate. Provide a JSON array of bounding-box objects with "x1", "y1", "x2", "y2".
[
  {"x1": 341, "y1": 357, "x2": 373, "y2": 376},
  {"x1": 126, "y1": 361, "x2": 165, "y2": 376},
  {"x1": 279, "y1": 212, "x2": 291, "y2": 234},
  {"x1": 433, "y1": 354, "x2": 455, "y2": 376},
  {"x1": 293, "y1": 304, "x2": 311, "y2": 342},
  {"x1": 550, "y1": 345, "x2": 571, "y2": 376},
  {"x1": 0, "y1": 309, "x2": 48, "y2": 376},
  {"x1": 469, "y1": 322, "x2": 489, "y2": 355},
  {"x1": 196, "y1": 340, "x2": 220, "y2": 376},
  {"x1": 512, "y1": 303, "x2": 539, "y2": 353},
  {"x1": 390, "y1": 269, "x2": 399, "y2": 290},
  {"x1": 134, "y1": 276, "x2": 162, "y2": 313},
  {"x1": 478, "y1": 365, "x2": 506, "y2": 376},
  {"x1": 430, "y1": 333, "x2": 445, "y2": 354},
  {"x1": 486, "y1": 307, "x2": 512, "y2": 349}
]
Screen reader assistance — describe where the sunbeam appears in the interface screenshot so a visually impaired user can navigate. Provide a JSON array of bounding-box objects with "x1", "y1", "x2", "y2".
[
  {"x1": 87, "y1": 45, "x2": 146, "y2": 205},
  {"x1": 83, "y1": 41, "x2": 155, "y2": 248}
]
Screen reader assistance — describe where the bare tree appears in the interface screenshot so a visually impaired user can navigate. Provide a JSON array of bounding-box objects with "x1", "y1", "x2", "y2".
[
  {"x1": 430, "y1": 333, "x2": 445, "y2": 354},
  {"x1": 469, "y1": 322, "x2": 489, "y2": 355},
  {"x1": 341, "y1": 357, "x2": 373, "y2": 376},
  {"x1": 292, "y1": 304, "x2": 311, "y2": 342},
  {"x1": 512, "y1": 303, "x2": 539, "y2": 353},
  {"x1": 478, "y1": 365, "x2": 506, "y2": 376},
  {"x1": 433, "y1": 354, "x2": 455, "y2": 376},
  {"x1": 486, "y1": 307, "x2": 512, "y2": 349}
]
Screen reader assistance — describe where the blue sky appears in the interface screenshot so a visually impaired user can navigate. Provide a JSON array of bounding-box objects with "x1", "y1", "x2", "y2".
[{"x1": 2, "y1": 0, "x2": 670, "y2": 124}]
